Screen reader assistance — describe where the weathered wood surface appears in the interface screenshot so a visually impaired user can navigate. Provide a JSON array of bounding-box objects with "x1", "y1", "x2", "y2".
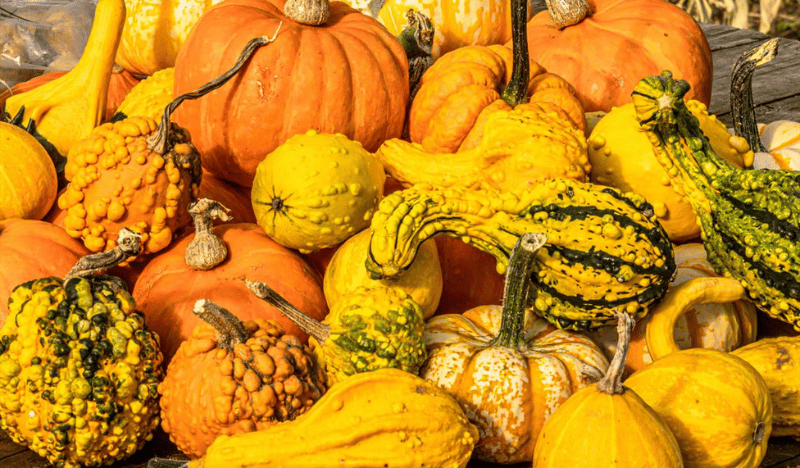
[
  {"x1": 1, "y1": 22, "x2": 799, "y2": 468},
  {"x1": 700, "y1": 22, "x2": 800, "y2": 127}
]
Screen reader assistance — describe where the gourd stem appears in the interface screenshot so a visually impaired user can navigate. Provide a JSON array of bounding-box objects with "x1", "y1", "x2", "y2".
[
  {"x1": 245, "y1": 279, "x2": 330, "y2": 342},
  {"x1": 147, "y1": 25, "x2": 283, "y2": 154},
  {"x1": 64, "y1": 227, "x2": 141, "y2": 282},
  {"x1": 545, "y1": 0, "x2": 591, "y2": 29},
  {"x1": 596, "y1": 310, "x2": 634, "y2": 395},
  {"x1": 490, "y1": 232, "x2": 548, "y2": 348},
  {"x1": 192, "y1": 299, "x2": 250, "y2": 352},
  {"x1": 284, "y1": 0, "x2": 329, "y2": 25},
  {"x1": 501, "y1": 0, "x2": 532, "y2": 107},
  {"x1": 185, "y1": 198, "x2": 233, "y2": 270},
  {"x1": 730, "y1": 38, "x2": 779, "y2": 154},
  {"x1": 397, "y1": 9, "x2": 434, "y2": 100}
]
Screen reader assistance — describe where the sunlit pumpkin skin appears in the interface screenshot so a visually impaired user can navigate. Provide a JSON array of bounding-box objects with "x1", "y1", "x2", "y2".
[
  {"x1": 588, "y1": 242, "x2": 758, "y2": 376},
  {"x1": 57, "y1": 116, "x2": 201, "y2": 255},
  {"x1": 409, "y1": 44, "x2": 587, "y2": 154},
  {"x1": 523, "y1": 0, "x2": 712, "y2": 112},
  {"x1": 172, "y1": 0, "x2": 409, "y2": 187},
  {"x1": 626, "y1": 348, "x2": 772, "y2": 468},
  {"x1": 324, "y1": 229, "x2": 442, "y2": 319},
  {"x1": 0, "y1": 219, "x2": 90, "y2": 325},
  {"x1": 0, "y1": 67, "x2": 140, "y2": 123},
  {"x1": 117, "y1": 0, "x2": 223, "y2": 76},
  {"x1": 132, "y1": 223, "x2": 328, "y2": 363},
  {"x1": 434, "y1": 237, "x2": 505, "y2": 315},
  {"x1": 0, "y1": 122, "x2": 58, "y2": 221}
]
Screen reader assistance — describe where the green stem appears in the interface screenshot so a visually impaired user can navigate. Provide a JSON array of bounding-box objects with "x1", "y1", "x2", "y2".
[
  {"x1": 730, "y1": 38, "x2": 779, "y2": 154},
  {"x1": 500, "y1": 0, "x2": 531, "y2": 107},
  {"x1": 490, "y1": 232, "x2": 548, "y2": 348}
]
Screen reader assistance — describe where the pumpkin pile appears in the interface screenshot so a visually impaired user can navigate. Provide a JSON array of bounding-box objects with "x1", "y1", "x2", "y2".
[{"x1": 1, "y1": 0, "x2": 799, "y2": 465}]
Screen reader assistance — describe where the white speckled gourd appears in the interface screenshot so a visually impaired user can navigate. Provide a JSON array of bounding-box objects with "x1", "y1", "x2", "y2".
[
  {"x1": 251, "y1": 130, "x2": 386, "y2": 253},
  {"x1": 420, "y1": 233, "x2": 609, "y2": 464}
]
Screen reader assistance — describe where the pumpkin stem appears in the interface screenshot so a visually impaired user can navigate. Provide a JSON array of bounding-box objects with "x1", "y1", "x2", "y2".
[
  {"x1": 730, "y1": 38, "x2": 779, "y2": 154},
  {"x1": 596, "y1": 310, "x2": 635, "y2": 395},
  {"x1": 397, "y1": 9, "x2": 434, "y2": 100},
  {"x1": 147, "y1": 25, "x2": 283, "y2": 154},
  {"x1": 501, "y1": 0, "x2": 532, "y2": 107},
  {"x1": 284, "y1": 0, "x2": 329, "y2": 25},
  {"x1": 193, "y1": 299, "x2": 251, "y2": 351},
  {"x1": 185, "y1": 198, "x2": 233, "y2": 271},
  {"x1": 545, "y1": 0, "x2": 591, "y2": 29},
  {"x1": 490, "y1": 232, "x2": 548, "y2": 348},
  {"x1": 146, "y1": 458, "x2": 189, "y2": 468},
  {"x1": 64, "y1": 227, "x2": 141, "y2": 282},
  {"x1": 245, "y1": 278, "x2": 330, "y2": 342}
]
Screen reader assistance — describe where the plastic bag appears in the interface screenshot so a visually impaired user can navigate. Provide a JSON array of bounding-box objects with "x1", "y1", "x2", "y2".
[{"x1": 0, "y1": 0, "x2": 97, "y2": 88}]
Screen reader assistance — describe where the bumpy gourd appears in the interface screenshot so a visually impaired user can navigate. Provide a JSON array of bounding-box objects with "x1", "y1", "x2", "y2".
[
  {"x1": 366, "y1": 179, "x2": 675, "y2": 330},
  {"x1": 248, "y1": 280, "x2": 427, "y2": 386},
  {"x1": 112, "y1": 68, "x2": 175, "y2": 122},
  {"x1": 159, "y1": 299, "x2": 326, "y2": 458},
  {"x1": 152, "y1": 368, "x2": 479, "y2": 468},
  {"x1": 631, "y1": 70, "x2": 800, "y2": 330},
  {"x1": 251, "y1": 130, "x2": 386, "y2": 253},
  {"x1": 0, "y1": 232, "x2": 163, "y2": 468}
]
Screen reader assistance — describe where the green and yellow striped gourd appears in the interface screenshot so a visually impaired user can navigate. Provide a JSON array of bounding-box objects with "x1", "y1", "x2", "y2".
[
  {"x1": 631, "y1": 70, "x2": 800, "y2": 331},
  {"x1": 366, "y1": 179, "x2": 675, "y2": 330}
]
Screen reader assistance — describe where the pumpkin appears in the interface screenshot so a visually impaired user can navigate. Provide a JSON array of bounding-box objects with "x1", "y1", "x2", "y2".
[
  {"x1": 172, "y1": 0, "x2": 409, "y2": 187},
  {"x1": 421, "y1": 233, "x2": 609, "y2": 463},
  {"x1": 532, "y1": 311, "x2": 683, "y2": 467},
  {"x1": 323, "y1": 229, "x2": 443, "y2": 319},
  {"x1": 588, "y1": 242, "x2": 758, "y2": 376},
  {"x1": 434, "y1": 237, "x2": 506, "y2": 315},
  {"x1": 1, "y1": 0, "x2": 125, "y2": 159},
  {"x1": 112, "y1": 67, "x2": 176, "y2": 122},
  {"x1": 522, "y1": 0, "x2": 712, "y2": 112},
  {"x1": 116, "y1": 0, "x2": 223, "y2": 76},
  {"x1": 168, "y1": 369, "x2": 478, "y2": 468},
  {"x1": 0, "y1": 66, "x2": 140, "y2": 123},
  {"x1": 159, "y1": 299, "x2": 326, "y2": 458},
  {"x1": 732, "y1": 337, "x2": 800, "y2": 439},
  {"x1": 132, "y1": 223, "x2": 328, "y2": 363},
  {"x1": 0, "y1": 219, "x2": 90, "y2": 325},
  {"x1": 626, "y1": 348, "x2": 773, "y2": 468},
  {"x1": 0, "y1": 231, "x2": 164, "y2": 468},
  {"x1": 0, "y1": 122, "x2": 58, "y2": 221},
  {"x1": 248, "y1": 280, "x2": 427, "y2": 387},
  {"x1": 197, "y1": 170, "x2": 256, "y2": 225},
  {"x1": 251, "y1": 130, "x2": 386, "y2": 253}
]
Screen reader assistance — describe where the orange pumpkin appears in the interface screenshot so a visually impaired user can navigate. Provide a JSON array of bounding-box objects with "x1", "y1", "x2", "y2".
[
  {"x1": 0, "y1": 219, "x2": 90, "y2": 325},
  {"x1": 172, "y1": 0, "x2": 409, "y2": 187},
  {"x1": 132, "y1": 223, "x2": 328, "y2": 363},
  {"x1": 422, "y1": 233, "x2": 608, "y2": 463},
  {"x1": 434, "y1": 237, "x2": 506, "y2": 315},
  {"x1": 523, "y1": 0, "x2": 712, "y2": 112},
  {"x1": 197, "y1": 171, "x2": 256, "y2": 224}
]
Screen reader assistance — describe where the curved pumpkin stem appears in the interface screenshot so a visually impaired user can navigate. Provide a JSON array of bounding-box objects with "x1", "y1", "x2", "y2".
[
  {"x1": 192, "y1": 299, "x2": 250, "y2": 352},
  {"x1": 490, "y1": 232, "x2": 548, "y2": 348},
  {"x1": 147, "y1": 25, "x2": 283, "y2": 154},
  {"x1": 397, "y1": 9, "x2": 434, "y2": 100},
  {"x1": 501, "y1": 0, "x2": 532, "y2": 107},
  {"x1": 245, "y1": 278, "x2": 330, "y2": 342},
  {"x1": 63, "y1": 227, "x2": 141, "y2": 282},
  {"x1": 596, "y1": 310, "x2": 634, "y2": 395},
  {"x1": 730, "y1": 38, "x2": 779, "y2": 154}
]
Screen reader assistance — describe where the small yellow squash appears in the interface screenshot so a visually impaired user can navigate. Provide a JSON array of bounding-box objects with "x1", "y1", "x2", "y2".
[{"x1": 0, "y1": 122, "x2": 58, "y2": 221}]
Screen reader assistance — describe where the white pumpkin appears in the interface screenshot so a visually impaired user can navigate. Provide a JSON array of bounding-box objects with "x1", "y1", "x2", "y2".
[{"x1": 749, "y1": 120, "x2": 800, "y2": 170}]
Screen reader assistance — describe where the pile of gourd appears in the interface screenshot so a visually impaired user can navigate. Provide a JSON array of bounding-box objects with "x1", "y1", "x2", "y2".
[{"x1": 0, "y1": 0, "x2": 798, "y2": 466}]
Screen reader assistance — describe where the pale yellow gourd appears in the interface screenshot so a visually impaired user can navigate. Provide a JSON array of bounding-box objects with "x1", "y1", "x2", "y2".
[{"x1": 0, "y1": 123, "x2": 57, "y2": 221}]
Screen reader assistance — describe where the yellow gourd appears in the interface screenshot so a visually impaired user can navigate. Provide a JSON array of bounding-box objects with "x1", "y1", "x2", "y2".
[
  {"x1": 2, "y1": 0, "x2": 125, "y2": 159},
  {"x1": 112, "y1": 68, "x2": 175, "y2": 122},
  {"x1": 175, "y1": 368, "x2": 479, "y2": 468},
  {"x1": 0, "y1": 123, "x2": 57, "y2": 220}
]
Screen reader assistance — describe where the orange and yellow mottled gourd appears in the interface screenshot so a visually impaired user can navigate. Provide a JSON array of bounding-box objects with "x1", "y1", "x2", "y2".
[
  {"x1": 422, "y1": 234, "x2": 609, "y2": 463},
  {"x1": 159, "y1": 300, "x2": 326, "y2": 458},
  {"x1": 178, "y1": 368, "x2": 479, "y2": 468}
]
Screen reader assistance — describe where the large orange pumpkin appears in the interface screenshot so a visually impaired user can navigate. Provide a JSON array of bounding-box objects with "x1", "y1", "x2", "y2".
[
  {"x1": 132, "y1": 223, "x2": 328, "y2": 363},
  {"x1": 0, "y1": 219, "x2": 90, "y2": 325},
  {"x1": 172, "y1": 0, "x2": 409, "y2": 187},
  {"x1": 522, "y1": 0, "x2": 712, "y2": 112}
]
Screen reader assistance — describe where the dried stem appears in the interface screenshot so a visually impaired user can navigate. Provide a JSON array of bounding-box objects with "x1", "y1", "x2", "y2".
[
  {"x1": 185, "y1": 198, "x2": 232, "y2": 270},
  {"x1": 245, "y1": 278, "x2": 330, "y2": 342},
  {"x1": 192, "y1": 299, "x2": 250, "y2": 352},
  {"x1": 596, "y1": 310, "x2": 635, "y2": 395},
  {"x1": 546, "y1": 0, "x2": 591, "y2": 29},
  {"x1": 64, "y1": 228, "x2": 141, "y2": 282},
  {"x1": 731, "y1": 38, "x2": 779, "y2": 154},
  {"x1": 284, "y1": 0, "x2": 329, "y2": 25}
]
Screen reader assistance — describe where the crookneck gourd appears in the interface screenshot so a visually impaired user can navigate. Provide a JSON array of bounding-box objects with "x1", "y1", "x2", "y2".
[
  {"x1": 367, "y1": 179, "x2": 675, "y2": 330},
  {"x1": 0, "y1": 229, "x2": 164, "y2": 468},
  {"x1": 247, "y1": 280, "x2": 427, "y2": 386},
  {"x1": 631, "y1": 70, "x2": 800, "y2": 331}
]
